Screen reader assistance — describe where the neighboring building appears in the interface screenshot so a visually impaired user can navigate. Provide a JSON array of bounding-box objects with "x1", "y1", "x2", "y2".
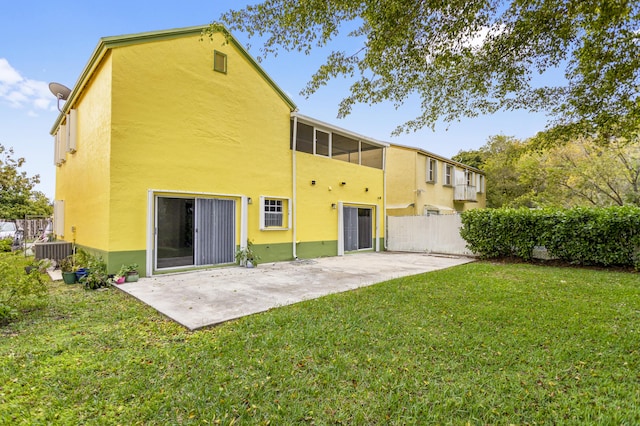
[
  {"x1": 50, "y1": 26, "x2": 386, "y2": 277},
  {"x1": 386, "y1": 144, "x2": 486, "y2": 216}
]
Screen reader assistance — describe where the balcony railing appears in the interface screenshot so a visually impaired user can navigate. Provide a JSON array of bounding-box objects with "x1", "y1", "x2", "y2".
[{"x1": 454, "y1": 185, "x2": 477, "y2": 202}]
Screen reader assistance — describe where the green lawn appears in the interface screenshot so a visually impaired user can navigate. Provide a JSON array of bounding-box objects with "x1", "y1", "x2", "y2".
[{"x1": 1, "y1": 262, "x2": 639, "y2": 424}]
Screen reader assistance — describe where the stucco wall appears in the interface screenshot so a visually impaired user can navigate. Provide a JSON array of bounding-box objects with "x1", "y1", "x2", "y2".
[
  {"x1": 295, "y1": 151, "x2": 385, "y2": 256},
  {"x1": 54, "y1": 28, "x2": 387, "y2": 274},
  {"x1": 54, "y1": 53, "x2": 113, "y2": 251},
  {"x1": 385, "y1": 146, "x2": 417, "y2": 214},
  {"x1": 108, "y1": 33, "x2": 294, "y2": 254}
]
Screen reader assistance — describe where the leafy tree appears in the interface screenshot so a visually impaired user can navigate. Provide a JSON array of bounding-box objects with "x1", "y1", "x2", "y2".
[
  {"x1": 451, "y1": 149, "x2": 486, "y2": 170},
  {"x1": 454, "y1": 135, "x2": 530, "y2": 208},
  {"x1": 457, "y1": 135, "x2": 640, "y2": 208},
  {"x1": 0, "y1": 144, "x2": 52, "y2": 219},
  {"x1": 215, "y1": 1, "x2": 640, "y2": 143},
  {"x1": 520, "y1": 138, "x2": 640, "y2": 207}
]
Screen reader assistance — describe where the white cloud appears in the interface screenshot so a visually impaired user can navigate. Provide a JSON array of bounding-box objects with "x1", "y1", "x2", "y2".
[
  {"x1": 0, "y1": 58, "x2": 22, "y2": 85},
  {"x1": 0, "y1": 58, "x2": 55, "y2": 112},
  {"x1": 461, "y1": 24, "x2": 507, "y2": 51}
]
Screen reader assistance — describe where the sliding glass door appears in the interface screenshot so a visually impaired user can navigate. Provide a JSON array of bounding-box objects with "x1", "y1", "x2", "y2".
[
  {"x1": 156, "y1": 197, "x2": 235, "y2": 270},
  {"x1": 343, "y1": 206, "x2": 373, "y2": 252}
]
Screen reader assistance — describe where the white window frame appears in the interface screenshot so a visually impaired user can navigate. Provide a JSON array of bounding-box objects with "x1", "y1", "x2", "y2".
[
  {"x1": 53, "y1": 200, "x2": 64, "y2": 237},
  {"x1": 314, "y1": 128, "x2": 331, "y2": 157},
  {"x1": 58, "y1": 124, "x2": 67, "y2": 166},
  {"x1": 66, "y1": 109, "x2": 77, "y2": 153},
  {"x1": 444, "y1": 164, "x2": 453, "y2": 186},
  {"x1": 466, "y1": 170, "x2": 474, "y2": 186},
  {"x1": 426, "y1": 158, "x2": 437, "y2": 183},
  {"x1": 259, "y1": 196, "x2": 291, "y2": 230},
  {"x1": 477, "y1": 174, "x2": 485, "y2": 193}
]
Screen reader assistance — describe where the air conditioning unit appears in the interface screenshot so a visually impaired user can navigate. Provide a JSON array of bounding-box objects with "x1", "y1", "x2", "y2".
[{"x1": 34, "y1": 242, "x2": 72, "y2": 263}]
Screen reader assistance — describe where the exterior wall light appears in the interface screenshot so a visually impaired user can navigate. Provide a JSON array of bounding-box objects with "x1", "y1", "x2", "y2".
[
  {"x1": 331, "y1": 203, "x2": 337, "y2": 209},
  {"x1": 311, "y1": 180, "x2": 316, "y2": 185}
]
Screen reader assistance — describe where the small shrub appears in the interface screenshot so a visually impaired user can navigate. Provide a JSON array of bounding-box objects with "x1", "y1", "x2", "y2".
[
  {"x1": 0, "y1": 238, "x2": 12, "y2": 253},
  {"x1": 0, "y1": 252, "x2": 49, "y2": 325},
  {"x1": 79, "y1": 254, "x2": 109, "y2": 290}
]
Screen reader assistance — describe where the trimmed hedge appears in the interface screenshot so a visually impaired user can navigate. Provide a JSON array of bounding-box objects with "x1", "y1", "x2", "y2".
[{"x1": 460, "y1": 206, "x2": 640, "y2": 268}]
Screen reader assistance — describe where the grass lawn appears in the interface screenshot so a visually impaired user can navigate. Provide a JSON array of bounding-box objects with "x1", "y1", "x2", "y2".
[{"x1": 1, "y1": 262, "x2": 639, "y2": 424}]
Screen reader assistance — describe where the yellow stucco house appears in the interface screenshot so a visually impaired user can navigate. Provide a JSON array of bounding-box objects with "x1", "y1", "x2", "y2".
[
  {"x1": 50, "y1": 26, "x2": 387, "y2": 277},
  {"x1": 386, "y1": 144, "x2": 486, "y2": 216}
]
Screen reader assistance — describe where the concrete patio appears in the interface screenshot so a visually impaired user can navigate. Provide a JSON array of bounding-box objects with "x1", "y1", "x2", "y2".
[{"x1": 116, "y1": 252, "x2": 474, "y2": 330}]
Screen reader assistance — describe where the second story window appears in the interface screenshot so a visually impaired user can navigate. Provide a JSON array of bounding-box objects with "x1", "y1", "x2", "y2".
[
  {"x1": 427, "y1": 158, "x2": 437, "y2": 183},
  {"x1": 444, "y1": 164, "x2": 453, "y2": 186},
  {"x1": 213, "y1": 51, "x2": 227, "y2": 73},
  {"x1": 290, "y1": 120, "x2": 384, "y2": 170},
  {"x1": 314, "y1": 129, "x2": 330, "y2": 156}
]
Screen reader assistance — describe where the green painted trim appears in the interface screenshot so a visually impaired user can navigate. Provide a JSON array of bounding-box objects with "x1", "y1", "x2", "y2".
[
  {"x1": 73, "y1": 238, "x2": 385, "y2": 277},
  {"x1": 106, "y1": 250, "x2": 147, "y2": 277},
  {"x1": 296, "y1": 240, "x2": 339, "y2": 259},
  {"x1": 252, "y1": 242, "x2": 293, "y2": 264},
  {"x1": 51, "y1": 25, "x2": 296, "y2": 134},
  {"x1": 74, "y1": 245, "x2": 147, "y2": 277}
]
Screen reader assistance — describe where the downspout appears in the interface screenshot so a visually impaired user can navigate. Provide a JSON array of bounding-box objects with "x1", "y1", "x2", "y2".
[
  {"x1": 292, "y1": 114, "x2": 298, "y2": 259},
  {"x1": 383, "y1": 146, "x2": 388, "y2": 250},
  {"x1": 415, "y1": 151, "x2": 420, "y2": 215}
]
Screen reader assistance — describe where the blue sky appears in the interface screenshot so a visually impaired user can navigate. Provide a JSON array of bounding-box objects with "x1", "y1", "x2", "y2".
[{"x1": 1, "y1": 0, "x2": 552, "y2": 199}]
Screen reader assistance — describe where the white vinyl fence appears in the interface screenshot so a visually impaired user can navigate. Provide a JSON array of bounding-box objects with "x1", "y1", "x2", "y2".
[{"x1": 386, "y1": 215, "x2": 474, "y2": 256}]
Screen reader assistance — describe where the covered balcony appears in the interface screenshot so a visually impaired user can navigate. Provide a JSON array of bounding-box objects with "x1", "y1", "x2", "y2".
[{"x1": 454, "y1": 185, "x2": 477, "y2": 202}]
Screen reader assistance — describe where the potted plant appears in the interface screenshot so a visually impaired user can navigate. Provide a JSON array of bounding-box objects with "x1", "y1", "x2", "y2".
[
  {"x1": 119, "y1": 263, "x2": 139, "y2": 282},
  {"x1": 79, "y1": 256, "x2": 109, "y2": 290},
  {"x1": 113, "y1": 273, "x2": 126, "y2": 285},
  {"x1": 73, "y1": 249, "x2": 91, "y2": 281},
  {"x1": 235, "y1": 240, "x2": 260, "y2": 268},
  {"x1": 59, "y1": 255, "x2": 77, "y2": 284},
  {"x1": 80, "y1": 269, "x2": 109, "y2": 290}
]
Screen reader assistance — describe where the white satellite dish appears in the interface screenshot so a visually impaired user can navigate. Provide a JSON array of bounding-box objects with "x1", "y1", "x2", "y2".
[{"x1": 49, "y1": 82, "x2": 72, "y2": 112}]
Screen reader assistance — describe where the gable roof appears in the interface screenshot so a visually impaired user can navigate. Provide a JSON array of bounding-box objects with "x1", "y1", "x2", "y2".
[{"x1": 50, "y1": 25, "x2": 296, "y2": 134}]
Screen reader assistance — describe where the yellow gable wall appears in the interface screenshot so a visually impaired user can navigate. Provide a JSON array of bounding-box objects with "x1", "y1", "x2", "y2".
[
  {"x1": 55, "y1": 54, "x2": 113, "y2": 249},
  {"x1": 108, "y1": 33, "x2": 293, "y2": 251}
]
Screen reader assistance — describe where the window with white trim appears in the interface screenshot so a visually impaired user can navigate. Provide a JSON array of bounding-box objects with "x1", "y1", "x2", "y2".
[
  {"x1": 66, "y1": 109, "x2": 77, "y2": 153},
  {"x1": 314, "y1": 129, "x2": 330, "y2": 157},
  {"x1": 290, "y1": 120, "x2": 384, "y2": 170},
  {"x1": 478, "y1": 174, "x2": 485, "y2": 193},
  {"x1": 426, "y1": 158, "x2": 437, "y2": 183},
  {"x1": 265, "y1": 199, "x2": 283, "y2": 227},
  {"x1": 260, "y1": 197, "x2": 291, "y2": 230},
  {"x1": 54, "y1": 123, "x2": 67, "y2": 166},
  {"x1": 53, "y1": 200, "x2": 64, "y2": 237},
  {"x1": 444, "y1": 164, "x2": 453, "y2": 186}
]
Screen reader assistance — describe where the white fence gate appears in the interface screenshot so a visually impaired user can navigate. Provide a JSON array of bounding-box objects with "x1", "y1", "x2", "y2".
[{"x1": 386, "y1": 215, "x2": 473, "y2": 256}]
